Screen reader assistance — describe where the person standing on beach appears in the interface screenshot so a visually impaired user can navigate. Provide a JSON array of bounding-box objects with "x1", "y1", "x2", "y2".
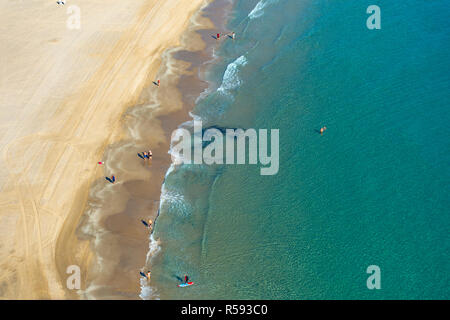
[
  {"x1": 148, "y1": 219, "x2": 153, "y2": 229},
  {"x1": 147, "y1": 271, "x2": 151, "y2": 280},
  {"x1": 148, "y1": 150, "x2": 152, "y2": 159}
]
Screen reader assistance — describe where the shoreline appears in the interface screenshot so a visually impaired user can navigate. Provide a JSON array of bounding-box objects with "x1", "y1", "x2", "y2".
[
  {"x1": 0, "y1": 0, "x2": 211, "y2": 299},
  {"x1": 76, "y1": 0, "x2": 235, "y2": 299},
  {"x1": 140, "y1": 0, "x2": 236, "y2": 299}
]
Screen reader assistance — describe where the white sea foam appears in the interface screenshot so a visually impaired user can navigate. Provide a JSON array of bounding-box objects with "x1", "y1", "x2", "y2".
[
  {"x1": 188, "y1": 111, "x2": 203, "y2": 123},
  {"x1": 217, "y1": 55, "x2": 248, "y2": 96},
  {"x1": 248, "y1": 0, "x2": 278, "y2": 20}
]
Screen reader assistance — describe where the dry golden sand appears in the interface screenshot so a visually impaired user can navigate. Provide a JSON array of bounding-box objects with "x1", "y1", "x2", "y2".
[{"x1": 0, "y1": 0, "x2": 206, "y2": 299}]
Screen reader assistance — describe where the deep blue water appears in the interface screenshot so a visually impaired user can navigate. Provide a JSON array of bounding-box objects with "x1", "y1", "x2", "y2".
[{"x1": 144, "y1": 0, "x2": 449, "y2": 299}]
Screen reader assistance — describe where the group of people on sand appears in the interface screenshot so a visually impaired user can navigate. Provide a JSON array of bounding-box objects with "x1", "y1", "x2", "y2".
[{"x1": 100, "y1": 148, "x2": 156, "y2": 282}]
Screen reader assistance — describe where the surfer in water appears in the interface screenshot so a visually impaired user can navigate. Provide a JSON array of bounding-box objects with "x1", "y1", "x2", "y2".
[
  {"x1": 320, "y1": 126, "x2": 327, "y2": 135},
  {"x1": 184, "y1": 274, "x2": 189, "y2": 284}
]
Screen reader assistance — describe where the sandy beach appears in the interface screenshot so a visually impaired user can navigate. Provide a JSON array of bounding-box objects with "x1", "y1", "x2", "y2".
[{"x1": 0, "y1": 0, "x2": 207, "y2": 299}]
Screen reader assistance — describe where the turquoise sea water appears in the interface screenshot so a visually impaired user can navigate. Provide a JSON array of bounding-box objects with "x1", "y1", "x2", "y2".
[{"x1": 145, "y1": 0, "x2": 449, "y2": 299}]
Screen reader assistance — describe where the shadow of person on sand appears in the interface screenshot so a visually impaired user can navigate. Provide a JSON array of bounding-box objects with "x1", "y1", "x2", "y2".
[
  {"x1": 105, "y1": 177, "x2": 114, "y2": 183},
  {"x1": 152, "y1": 81, "x2": 159, "y2": 86},
  {"x1": 137, "y1": 152, "x2": 145, "y2": 160}
]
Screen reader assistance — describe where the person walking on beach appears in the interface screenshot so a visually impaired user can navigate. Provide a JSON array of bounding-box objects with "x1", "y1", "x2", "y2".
[
  {"x1": 147, "y1": 271, "x2": 151, "y2": 280},
  {"x1": 216, "y1": 33, "x2": 220, "y2": 40},
  {"x1": 157, "y1": 79, "x2": 160, "y2": 87},
  {"x1": 142, "y1": 150, "x2": 152, "y2": 163}
]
